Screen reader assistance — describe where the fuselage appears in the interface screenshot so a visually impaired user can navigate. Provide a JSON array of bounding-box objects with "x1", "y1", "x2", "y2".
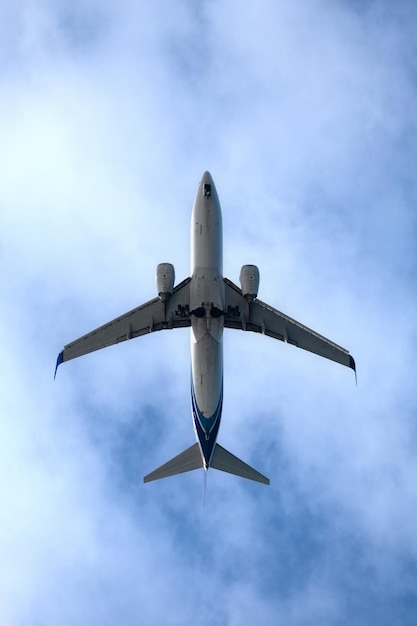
[{"x1": 190, "y1": 172, "x2": 224, "y2": 469}]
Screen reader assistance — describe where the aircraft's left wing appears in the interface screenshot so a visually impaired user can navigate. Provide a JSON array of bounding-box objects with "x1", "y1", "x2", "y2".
[
  {"x1": 223, "y1": 278, "x2": 355, "y2": 374},
  {"x1": 55, "y1": 277, "x2": 191, "y2": 376}
]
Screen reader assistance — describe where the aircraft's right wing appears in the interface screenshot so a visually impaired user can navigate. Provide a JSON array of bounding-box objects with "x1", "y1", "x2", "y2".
[
  {"x1": 55, "y1": 277, "x2": 191, "y2": 376},
  {"x1": 223, "y1": 278, "x2": 355, "y2": 374}
]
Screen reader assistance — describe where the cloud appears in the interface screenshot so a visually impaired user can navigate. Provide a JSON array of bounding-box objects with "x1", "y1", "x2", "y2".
[{"x1": 1, "y1": 1, "x2": 417, "y2": 624}]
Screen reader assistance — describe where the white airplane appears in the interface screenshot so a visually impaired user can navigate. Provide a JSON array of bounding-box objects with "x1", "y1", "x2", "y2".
[{"x1": 55, "y1": 171, "x2": 355, "y2": 485}]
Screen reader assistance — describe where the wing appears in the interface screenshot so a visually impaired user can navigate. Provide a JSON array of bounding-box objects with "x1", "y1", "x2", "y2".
[
  {"x1": 223, "y1": 278, "x2": 356, "y2": 374},
  {"x1": 55, "y1": 277, "x2": 191, "y2": 376}
]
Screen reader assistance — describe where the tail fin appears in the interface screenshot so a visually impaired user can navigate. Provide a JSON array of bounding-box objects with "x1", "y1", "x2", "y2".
[
  {"x1": 144, "y1": 443, "x2": 202, "y2": 483},
  {"x1": 210, "y1": 444, "x2": 269, "y2": 485}
]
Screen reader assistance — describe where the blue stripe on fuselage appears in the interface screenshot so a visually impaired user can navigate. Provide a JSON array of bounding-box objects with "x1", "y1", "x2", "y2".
[{"x1": 191, "y1": 383, "x2": 223, "y2": 468}]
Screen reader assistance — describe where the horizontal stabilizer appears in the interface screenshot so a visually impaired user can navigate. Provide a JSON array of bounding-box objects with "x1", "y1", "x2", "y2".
[
  {"x1": 210, "y1": 444, "x2": 270, "y2": 485},
  {"x1": 144, "y1": 443, "x2": 203, "y2": 483}
]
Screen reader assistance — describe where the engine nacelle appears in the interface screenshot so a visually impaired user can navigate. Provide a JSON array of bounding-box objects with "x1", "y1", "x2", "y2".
[
  {"x1": 156, "y1": 263, "x2": 175, "y2": 302},
  {"x1": 239, "y1": 265, "x2": 259, "y2": 303}
]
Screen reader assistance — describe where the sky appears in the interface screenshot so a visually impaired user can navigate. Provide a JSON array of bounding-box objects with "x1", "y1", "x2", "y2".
[{"x1": 1, "y1": 0, "x2": 417, "y2": 624}]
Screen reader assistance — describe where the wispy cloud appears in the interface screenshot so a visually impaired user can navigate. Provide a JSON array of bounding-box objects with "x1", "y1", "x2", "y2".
[{"x1": 1, "y1": 1, "x2": 417, "y2": 624}]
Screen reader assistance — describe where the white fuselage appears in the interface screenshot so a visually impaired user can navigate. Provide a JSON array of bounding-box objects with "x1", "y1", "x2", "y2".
[{"x1": 190, "y1": 172, "x2": 224, "y2": 468}]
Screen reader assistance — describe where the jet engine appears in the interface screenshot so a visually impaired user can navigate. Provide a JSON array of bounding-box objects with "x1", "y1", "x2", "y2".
[
  {"x1": 239, "y1": 265, "x2": 259, "y2": 302},
  {"x1": 156, "y1": 263, "x2": 175, "y2": 302}
]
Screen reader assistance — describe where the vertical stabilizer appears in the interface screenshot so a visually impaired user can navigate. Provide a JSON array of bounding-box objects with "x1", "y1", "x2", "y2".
[{"x1": 210, "y1": 444, "x2": 269, "y2": 485}]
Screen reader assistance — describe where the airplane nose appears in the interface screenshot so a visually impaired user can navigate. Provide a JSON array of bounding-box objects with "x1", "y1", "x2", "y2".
[
  {"x1": 202, "y1": 171, "x2": 213, "y2": 184},
  {"x1": 200, "y1": 171, "x2": 215, "y2": 197}
]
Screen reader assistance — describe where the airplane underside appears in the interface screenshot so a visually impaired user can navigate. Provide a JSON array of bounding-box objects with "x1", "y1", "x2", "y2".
[{"x1": 55, "y1": 171, "x2": 355, "y2": 487}]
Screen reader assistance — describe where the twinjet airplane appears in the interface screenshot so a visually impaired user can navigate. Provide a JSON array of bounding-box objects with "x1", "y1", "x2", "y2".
[{"x1": 55, "y1": 172, "x2": 355, "y2": 485}]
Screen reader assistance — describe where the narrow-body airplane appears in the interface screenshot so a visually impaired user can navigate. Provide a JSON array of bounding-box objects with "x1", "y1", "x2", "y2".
[{"x1": 55, "y1": 172, "x2": 355, "y2": 485}]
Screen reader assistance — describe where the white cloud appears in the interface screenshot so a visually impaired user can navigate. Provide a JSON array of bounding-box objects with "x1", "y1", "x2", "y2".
[{"x1": 1, "y1": 1, "x2": 417, "y2": 624}]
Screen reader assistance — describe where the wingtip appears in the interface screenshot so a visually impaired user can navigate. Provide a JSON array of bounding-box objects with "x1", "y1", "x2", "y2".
[
  {"x1": 349, "y1": 355, "x2": 357, "y2": 385},
  {"x1": 54, "y1": 351, "x2": 64, "y2": 380}
]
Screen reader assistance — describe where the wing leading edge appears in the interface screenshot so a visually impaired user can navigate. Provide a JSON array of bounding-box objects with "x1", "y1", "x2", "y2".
[
  {"x1": 223, "y1": 278, "x2": 356, "y2": 374},
  {"x1": 55, "y1": 277, "x2": 191, "y2": 376}
]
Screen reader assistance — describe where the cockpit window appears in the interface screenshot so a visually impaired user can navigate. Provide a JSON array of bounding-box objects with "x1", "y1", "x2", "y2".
[{"x1": 203, "y1": 183, "x2": 211, "y2": 197}]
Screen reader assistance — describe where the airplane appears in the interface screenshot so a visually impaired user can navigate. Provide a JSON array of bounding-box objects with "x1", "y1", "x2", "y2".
[{"x1": 55, "y1": 171, "x2": 356, "y2": 485}]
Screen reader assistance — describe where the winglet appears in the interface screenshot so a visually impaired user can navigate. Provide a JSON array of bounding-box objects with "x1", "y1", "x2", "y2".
[
  {"x1": 54, "y1": 351, "x2": 64, "y2": 380},
  {"x1": 349, "y1": 355, "x2": 357, "y2": 385}
]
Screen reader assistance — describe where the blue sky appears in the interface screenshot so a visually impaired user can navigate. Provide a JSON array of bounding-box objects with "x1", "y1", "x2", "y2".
[{"x1": 1, "y1": 1, "x2": 417, "y2": 624}]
